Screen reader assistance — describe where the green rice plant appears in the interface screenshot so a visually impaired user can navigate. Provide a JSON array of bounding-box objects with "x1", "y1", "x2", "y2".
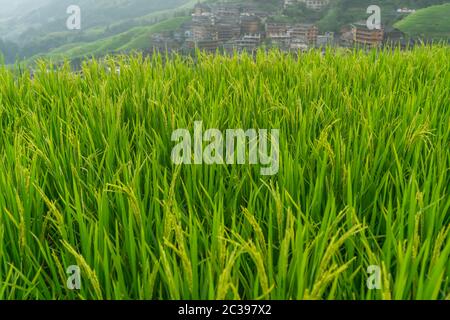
[{"x1": 0, "y1": 46, "x2": 449, "y2": 300}]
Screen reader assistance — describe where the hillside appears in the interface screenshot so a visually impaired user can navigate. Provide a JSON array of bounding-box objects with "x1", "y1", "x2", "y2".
[
  {"x1": 30, "y1": 16, "x2": 191, "y2": 62},
  {"x1": 0, "y1": 0, "x2": 196, "y2": 63},
  {"x1": 1, "y1": 0, "x2": 192, "y2": 41},
  {"x1": 395, "y1": 3, "x2": 450, "y2": 39},
  {"x1": 317, "y1": 0, "x2": 449, "y2": 32}
]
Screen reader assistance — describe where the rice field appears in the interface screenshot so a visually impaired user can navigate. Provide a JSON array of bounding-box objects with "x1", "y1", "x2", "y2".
[{"x1": 0, "y1": 46, "x2": 449, "y2": 300}]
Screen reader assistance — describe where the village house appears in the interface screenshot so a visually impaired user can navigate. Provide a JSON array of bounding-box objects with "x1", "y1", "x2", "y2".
[
  {"x1": 316, "y1": 32, "x2": 334, "y2": 47},
  {"x1": 288, "y1": 24, "x2": 318, "y2": 45},
  {"x1": 290, "y1": 38, "x2": 309, "y2": 51},
  {"x1": 396, "y1": 8, "x2": 416, "y2": 14},
  {"x1": 240, "y1": 15, "x2": 262, "y2": 35},
  {"x1": 191, "y1": 6, "x2": 215, "y2": 41},
  {"x1": 351, "y1": 22, "x2": 384, "y2": 48},
  {"x1": 266, "y1": 23, "x2": 289, "y2": 38},
  {"x1": 285, "y1": 0, "x2": 330, "y2": 10},
  {"x1": 212, "y1": 3, "x2": 240, "y2": 17},
  {"x1": 216, "y1": 23, "x2": 240, "y2": 42},
  {"x1": 266, "y1": 23, "x2": 319, "y2": 48},
  {"x1": 193, "y1": 2, "x2": 211, "y2": 16},
  {"x1": 235, "y1": 34, "x2": 262, "y2": 52}
]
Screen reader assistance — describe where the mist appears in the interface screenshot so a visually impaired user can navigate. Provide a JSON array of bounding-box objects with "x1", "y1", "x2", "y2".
[{"x1": 0, "y1": 0, "x2": 51, "y2": 18}]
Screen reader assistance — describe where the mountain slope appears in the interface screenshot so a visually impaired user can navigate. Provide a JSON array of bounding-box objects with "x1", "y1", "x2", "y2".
[
  {"x1": 2, "y1": 0, "x2": 192, "y2": 40},
  {"x1": 317, "y1": 0, "x2": 450, "y2": 32},
  {"x1": 30, "y1": 16, "x2": 190, "y2": 62},
  {"x1": 0, "y1": 0, "x2": 194, "y2": 62},
  {"x1": 395, "y1": 3, "x2": 450, "y2": 39}
]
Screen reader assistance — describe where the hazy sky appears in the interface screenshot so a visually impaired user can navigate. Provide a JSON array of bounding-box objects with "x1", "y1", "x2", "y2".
[
  {"x1": 0, "y1": 0, "x2": 171, "y2": 18},
  {"x1": 0, "y1": 0, "x2": 50, "y2": 17}
]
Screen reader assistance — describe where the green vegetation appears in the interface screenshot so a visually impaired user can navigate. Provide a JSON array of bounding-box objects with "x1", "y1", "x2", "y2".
[
  {"x1": 317, "y1": 0, "x2": 449, "y2": 32},
  {"x1": 395, "y1": 3, "x2": 450, "y2": 39},
  {"x1": 0, "y1": 47, "x2": 449, "y2": 300}
]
